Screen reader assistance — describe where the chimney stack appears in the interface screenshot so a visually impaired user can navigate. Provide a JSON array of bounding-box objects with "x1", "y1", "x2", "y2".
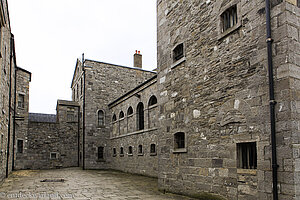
[{"x1": 134, "y1": 50, "x2": 142, "y2": 68}]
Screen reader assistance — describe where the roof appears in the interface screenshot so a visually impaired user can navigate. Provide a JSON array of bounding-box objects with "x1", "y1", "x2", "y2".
[
  {"x1": 84, "y1": 58, "x2": 157, "y2": 74},
  {"x1": 29, "y1": 113, "x2": 56, "y2": 123},
  {"x1": 16, "y1": 66, "x2": 32, "y2": 82},
  {"x1": 57, "y1": 100, "x2": 79, "y2": 107}
]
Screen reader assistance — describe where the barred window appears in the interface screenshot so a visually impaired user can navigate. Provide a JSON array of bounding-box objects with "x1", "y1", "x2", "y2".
[
  {"x1": 173, "y1": 43, "x2": 184, "y2": 62},
  {"x1": 174, "y1": 132, "x2": 185, "y2": 149},
  {"x1": 98, "y1": 110, "x2": 104, "y2": 126},
  {"x1": 237, "y1": 142, "x2": 257, "y2": 169},
  {"x1": 18, "y1": 94, "x2": 24, "y2": 109},
  {"x1": 17, "y1": 139, "x2": 23, "y2": 153},
  {"x1": 221, "y1": 5, "x2": 238, "y2": 32}
]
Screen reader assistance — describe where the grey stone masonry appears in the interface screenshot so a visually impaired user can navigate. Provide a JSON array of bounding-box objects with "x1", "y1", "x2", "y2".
[
  {"x1": 71, "y1": 57, "x2": 156, "y2": 170},
  {"x1": 109, "y1": 75, "x2": 158, "y2": 177},
  {"x1": 157, "y1": 0, "x2": 300, "y2": 199},
  {"x1": 0, "y1": 0, "x2": 17, "y2": 183}
]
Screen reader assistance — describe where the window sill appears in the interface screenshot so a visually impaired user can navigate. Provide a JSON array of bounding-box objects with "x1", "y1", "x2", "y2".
[
  {"x1": 148, "y1": 104, "x2": 158, "y2": 110},
  {"x1": 218, "y1": 22, "x2": 241, "y2": 41},
  {"x1": 127, "y1": 114, "x2": 133, "y2": 118},
  {"x1": 138, "y1": 153, "x2": 144, "y2": 156},
  {"x1": 128, "y1": 154, "x2": 133, "y2": 157},
  {"x1": 172, "y1": 148, "x2": 187, "y2": 154},
  {"x1": 120, "y1": 154, "x2": 124, "y2": 157},
  {"x1": 97, "y1": 125, "x2": 105, "y2": 129},
  {"x1": 96, "y1": 159, "x2": 106, "y2": 162},
  {"x1": 150, "y1": 153, "x2": 157, "y2": 156},
  {"x1": 171, "y1": 57, "x2": 186, "y2": 69},
  {"x1": 113, "y1": 154, "x2": 117, "y2": 157},
  {"x1": 237, "y1": 168, "x2": 257, "y2": 175}
]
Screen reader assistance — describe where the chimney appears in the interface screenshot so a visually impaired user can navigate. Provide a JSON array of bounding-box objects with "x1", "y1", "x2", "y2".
[{"x1": 134, "y1": 50, "x2": 142, "y2": 68}]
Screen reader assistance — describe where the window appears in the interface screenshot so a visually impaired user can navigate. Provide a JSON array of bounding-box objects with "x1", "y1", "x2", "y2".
[
  {"x1": 18, "y1": 94, "x2": 25, "y2": 109},
  {"x1": 120, "y1": 147, "x2": 124, "y2": 156},
  {"x1": 76, "y1": 84, "x2": 79, "y2": 100},
  {"x1": 98, "y1": 110, "x2": 104, "y2": 126},
  {"x1": 150, "y1": 144, "x2": 156, "y2": 155},
  {"x1": 127, "y1": 107, "x2": 133, "y2": 115},
  {"x1": 138, "y1": 145, "x2": 143, "y2": 155},
  {"x1": 237, "y1": 142, "x2": 257, "y2": 169},
  {"x1": 128, "y1": 146, "x2": 133, "y2": 155},
  {"x1": 137, "y1": 102, "x2": 144, "y2": 130},
  {"x1": 221, "y1": 5, "x2": 238, "y2": 32},
  {"x1": 50, "y1": 152, "x2": 58, "y2": 159},
  {"x1": 148, "y1": 95, "x2": 157, "y2": 107},
  {"x1": 98, "y1": 146, "x2": 104, "y2": 160},
  {"x1": 119, "y1": 111, "x2": 124, "y2": 119},
  {"x1": 112, "y1": 114, "x2": 117, "y2": 122},
  {"x1": 173, "y1": 43, "x2": 184, "y2": 62},
  {"x1": 67, "y1": 107, "x2": 75, "y2": 122},
  {"x1": 113, "y1": 148, "x2": 116, "y2": 157},
  {"x1": 80, "y1": 78, "x2": 83, "y2": 95},
  {"x1": 17, "y1": 139, "x2": 23, "y2": 153},
  {"x1": 174, "y1": 132, "x2": 185, "y2": 149}
]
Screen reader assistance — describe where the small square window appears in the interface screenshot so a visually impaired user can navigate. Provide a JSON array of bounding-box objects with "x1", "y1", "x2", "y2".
[
  {"x1": 221, "y1": 5, "x2": 238, "y2": 32},
  {"x1": 237, "y1": 142, "x2": 257, "y2": 169},
  {"x1": 50, "y1": 152, "x2": 58, "y2": 159},
  {"x1": 150, "y1": 144, "x2": 157, "y2": 156},
  {"x1": 173, "y1": 43, "x2": 184, "y2": 62}
]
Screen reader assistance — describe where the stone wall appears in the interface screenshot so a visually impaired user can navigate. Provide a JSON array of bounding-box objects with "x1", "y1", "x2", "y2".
[
  {"x1": 71, "y1": 58, "x2": 156, "y2": 169},
  {"x1": 0, "y1": 0, "x2": 16, "y2": 183},
  {"x1": 157, "y1": 0, "x2": 300, "y2": 199},
  {"x1": 14, "y1": 67, "x2": 31, "y2": 170},
  {"x1": 16, "y1": 101, "x2": 79, "y2": 169},
  {"x1": 109, "y1": 76, "x2": 158, "y2": 177}
]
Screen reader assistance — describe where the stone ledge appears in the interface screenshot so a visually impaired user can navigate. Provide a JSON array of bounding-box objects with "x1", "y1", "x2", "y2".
[
  {"x1": 237, "y1": 168, "x2": 257, "y2": 175},
  {"x1": 171, "y1": 57, "x2": 186, "y2": 69},
  {"x1": 172, "y1": 148, "x2": 187, "y2": 154},
  {"x1": 110, "y1": 128, "x2": 158, "y2": 139}
]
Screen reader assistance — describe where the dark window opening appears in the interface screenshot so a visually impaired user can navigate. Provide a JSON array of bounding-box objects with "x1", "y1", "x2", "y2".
[
  {"x1": 98, "y1": 146, "x2": 104, "y2": 159},
  {"x1": 173, "y1": 43, "x2": 184, "y2": 62},
  {"x1": 17, "y1": 140, "x2": 23, "y2": 153},
  {"x1": 137, "y1": 102, "x2": 144, "y2": 130},
  {"x1": 150, "y1": 144, "x2": 156, "y2": 154},
  {"x1": 119, "y1": 111, "x2": 124, "y2": 119},
  {"x1": 237, "y1": 142, "x2": 257, "y2": 169},
  {"x1": 113, "y1": 148, "x2": 116, "y2": 156},
  {"x1": 127, "y1": 107, "x2": 133, "y2": 115},
  {"x1": 98, "y1": 110, "x2": 104, "y2": 126},
  {"x1": 148, "y1": 95, "x2": 157, "y2": 107},
  {"x1": 50, "y1": 152, "x2": 58, "y2": 159},
  {"x1": 128, "y1": 146, "x2": 133, "y2": 155},
  {"x1": 174, "y1": 132, "x2": 185, "y2": 149},
  {"x1": 112, "y1": 114, "x2": 117, "y2": 122},
  {"x1": 221, "y1": 5, "x2": 238, "y2": 32},
  {"x1": 18, "y1": 94, "x2": 24, "y2": 109},
  {"x1": 138, "y1": 145, "x2": 143, "y2": 154},
  {"x1": 80, "y1": 78, "x2": 83, "y2": 95},
  {"x1": 120, "y1": 147, "x2": 124, "y2": 155}
]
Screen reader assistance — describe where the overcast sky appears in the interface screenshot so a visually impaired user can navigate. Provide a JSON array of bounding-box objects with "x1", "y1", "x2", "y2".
[{"x1": 8, "y1": 0, "x2": 157, "y2": 114}]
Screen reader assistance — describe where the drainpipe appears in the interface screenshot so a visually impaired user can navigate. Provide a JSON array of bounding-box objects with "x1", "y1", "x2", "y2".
[
  {"x1": 77, "y1": 105, "x2": 80, "y2": 167},
  {"x1": 6, "y1": 34, "x2": 13, "y2": 178},
  {"x1": 82, "y1": 53, "x2": 86, "y2": 170},
  {"x1": 265, "y1": 1, "x2": 278, "y2": 200},
  {"x1": 12, "y1": 37, "x2": 17, "y2": 171}
]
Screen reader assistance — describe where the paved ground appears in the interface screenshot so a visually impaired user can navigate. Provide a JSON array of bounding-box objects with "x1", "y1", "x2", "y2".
[{"x1": 0, "y1": 168, "x2": 195, "y2": 200}]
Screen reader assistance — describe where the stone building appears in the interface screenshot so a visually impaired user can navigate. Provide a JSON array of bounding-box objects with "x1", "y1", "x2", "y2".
[
  {"x1": 156, "y1": 0, "x2": 300, "y2": 199},
  {"x1": 6, "y1": 0, "x2": 300, "y2": 199}
]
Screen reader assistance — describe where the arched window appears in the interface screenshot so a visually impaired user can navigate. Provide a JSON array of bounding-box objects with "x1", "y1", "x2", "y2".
[
  {"x1": 112, "y1": 114, "x2": 117, "y2": 122},
  {"x1": 98, "y1": 110, "x2": 104, "y2": 126},
  {"x1": 137, "y1": 102, "x2": 144, "y2": 130},
  {"x1": 128, "y1": 146, "x2": 133, "y2": 155},
  {"x1": 119, "y1": 111, "x2": 124, "y2": 119},
  {"x1": 127, "y1": 106, "x2": 133, "y2": 115},
  {"x1": 98, "y1": 146, "x2": 104, "y2": 159},
  {"x1": 120, "y1": 147, "x2": 124, "y2": 156},
  {"x1": 150, "y1": 144, "x2": 156, "y2": 155},
  {"x1": 138, "y1": 145, "x2": 143, "y2": 155},
  {"x1": 148, "y1": 95, "x2": 157, "y2": 107}
]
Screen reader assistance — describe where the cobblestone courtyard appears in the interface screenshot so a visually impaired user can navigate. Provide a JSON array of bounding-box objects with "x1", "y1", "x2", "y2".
[{"x1": 0, "y1": 168, "x2": 195, "y2": 200}]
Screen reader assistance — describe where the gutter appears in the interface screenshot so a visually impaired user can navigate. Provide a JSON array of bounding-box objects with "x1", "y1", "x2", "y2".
[
  {"x1": 265, "y1": 1, "x2": 278, "y2": 200},
  {"x1": 12, "y1": 36, "x2": 17, "y2": 171},
  {"x1": 5, "y1": 34, "x2": 13, "y2": 178}
]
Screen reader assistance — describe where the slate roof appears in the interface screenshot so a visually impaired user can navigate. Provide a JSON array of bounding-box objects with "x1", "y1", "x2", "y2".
[{"x1": 29, "y1": 113, "x2": 56, "y2": 123}]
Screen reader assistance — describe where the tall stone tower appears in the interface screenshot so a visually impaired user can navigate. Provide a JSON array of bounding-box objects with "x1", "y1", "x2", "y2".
[{"x1": 157, "y1": 0, "x2": 300, "y2": 199}]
